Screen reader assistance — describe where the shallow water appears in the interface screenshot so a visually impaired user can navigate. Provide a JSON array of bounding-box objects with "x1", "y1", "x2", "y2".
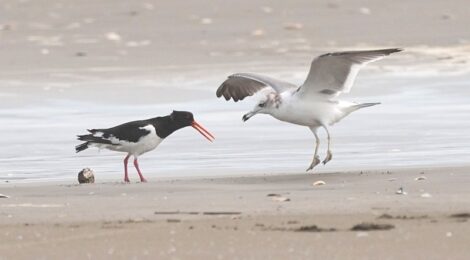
[{"x1": 1, "y1": 70, "x2": 469, "y2": 183}]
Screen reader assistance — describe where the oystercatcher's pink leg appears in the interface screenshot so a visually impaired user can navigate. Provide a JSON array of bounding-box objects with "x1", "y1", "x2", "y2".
[
  {"x1": 133, "y1": 158, "x2": 147, "y2": 182},
  {"x1": 123, "y1": 154, "x2": 130, "y2": 183}
]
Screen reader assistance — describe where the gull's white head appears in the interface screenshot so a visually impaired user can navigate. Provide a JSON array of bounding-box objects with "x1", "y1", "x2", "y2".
[{"x1": 242, "y1": 92, "x2": 278, "y2": 122}]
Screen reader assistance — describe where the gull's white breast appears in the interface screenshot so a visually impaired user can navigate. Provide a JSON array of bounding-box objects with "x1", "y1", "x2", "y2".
[{"x1": 270, "y1": 93, "x2": 354, "y2": 127}]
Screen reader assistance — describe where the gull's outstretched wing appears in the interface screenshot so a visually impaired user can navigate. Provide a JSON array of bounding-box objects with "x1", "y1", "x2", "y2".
[
  {"x1": 216, "y1": 73, "x2": 297, "y2": 102},
  {"x1": 296, "y1": 48, "x2": 402, "y2": 98}
]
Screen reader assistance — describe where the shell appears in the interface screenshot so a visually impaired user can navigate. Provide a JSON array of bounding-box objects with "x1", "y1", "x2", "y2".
[
  {"x1": 312, "y1": 180, "x2": 326, "y2": 186},
  {"x1": 271, "y1": 196, "x2": 290, "y2": 202},
  {"x1": 395, "y1": 187, "x2": 407, "y2": 195},
  {"x1": 78, "y1": 168, "x2": 95, "y2": 184},
  {"x1": 421, "y1": 193, "x2": 432, "y2": 198}
]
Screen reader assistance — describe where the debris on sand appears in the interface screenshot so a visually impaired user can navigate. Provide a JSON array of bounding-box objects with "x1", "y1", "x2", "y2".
[
  {"x1": 395, "y1": 187, "x2": 407, "y2": 195},
  {"x1": 251, "y1": 29, "x2": 265, "y2": 36},
  {"x1": 105, "y1": 32, "x2": 122, "y2": 42},
  {"x1": 377, "y1": 214, "x2": 428, "y2": 220},
  {"x1": 415, "y1": 176, "x2": 427, "y2": 181},
  {"x1": 358, "y1": 7, "x2": 371, "y2": 15},
  {"x1": 202, "y1": 211, "x2": 241, "y2": 216},
  {"x1": 283, "y1": 23, "x2": 303, "y2": 30},
  {"x1": 272, "y1": 196, "x2": 290, "y2": 202},
  {"x1": 351, "y1": 222, "x2": 394, "y2": 231},
  {"x1": 0, "y1": 194, "x2": 9, "y2": 198},
  {"x1": 78, "y1": 168, "x2": 95, "y2": 184},
  {"x1": 200, "y1": 18, "x2": 213, "y2": 25},
  {"x1": 449, "y1": 213, "x2": 470, "y2": 219},
  {"x1": 267, "y1": 193, "x2": 290, "y2": 202},
  {"x1": 420, "y1": 193, "x2": 432, "y2": 198},
  {"x1": 295, "y1": 225, "x2": 336, "y2": 232},
  {"x1": 312, "y1": 180, "x2": 326, "y2": 186}
]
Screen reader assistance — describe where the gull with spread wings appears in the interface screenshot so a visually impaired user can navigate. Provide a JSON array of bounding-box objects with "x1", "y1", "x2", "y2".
[{"x1": 216, "y1": 48, "x2": 402, "y2": 171}]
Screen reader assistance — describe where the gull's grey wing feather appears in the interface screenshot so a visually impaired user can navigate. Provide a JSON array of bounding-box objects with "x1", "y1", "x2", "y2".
[
  {"x1": 216, "y1": 73, "x2": 297, "y2": 102},
  {"x1": 296, "y1": 48, "x2": 402, "y2": 98}
]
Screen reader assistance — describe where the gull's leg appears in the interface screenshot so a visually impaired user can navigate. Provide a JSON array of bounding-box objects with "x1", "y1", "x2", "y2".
[
  {"x1": 123, "y1": 154, "x2": 131, "y2": 183},
  {"x1": 133, "y1": 156, "x2": 147, "y2": 183},
  {"x1": 322, "y1": 125, "x2": 333, "y2": 165},
  {"x1": 306, "y1": 127, "x2": 321, "y2": 171}
]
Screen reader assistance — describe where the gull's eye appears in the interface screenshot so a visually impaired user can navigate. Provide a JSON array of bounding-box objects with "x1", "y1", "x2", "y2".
[{"x1": 258, "y1": 103, "x2": 266, "y2": 108}]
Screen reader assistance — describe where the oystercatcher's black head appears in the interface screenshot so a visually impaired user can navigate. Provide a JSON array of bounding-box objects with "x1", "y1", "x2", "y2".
[
  {"x1": 169, "y1": 111, "x2": 215, "y2": 142},
  {"x1": 170, "y1": 110, "x2": 195, "y2": 127}
]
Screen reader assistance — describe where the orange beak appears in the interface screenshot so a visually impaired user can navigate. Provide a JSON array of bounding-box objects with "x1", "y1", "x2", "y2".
[{"x1": 191, "y1": 121, "x2": 215, "y2": 142}]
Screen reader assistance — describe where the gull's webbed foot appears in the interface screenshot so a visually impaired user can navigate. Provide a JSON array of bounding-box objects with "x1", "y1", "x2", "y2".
[
  {"x1": 306, "y1": 155, "x2": 321, "y2": 171},
  {"x1": 322, "y1": 150, "x2": 333, "y2": 165}
]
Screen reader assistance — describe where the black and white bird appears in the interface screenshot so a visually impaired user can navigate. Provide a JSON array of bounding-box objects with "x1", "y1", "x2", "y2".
[
  {"x1": 216, "y1": 48, "x2": 402, "y2": 171},
  {"x1": 76, "y1": 111, "x2": 215, "y2": 182}
]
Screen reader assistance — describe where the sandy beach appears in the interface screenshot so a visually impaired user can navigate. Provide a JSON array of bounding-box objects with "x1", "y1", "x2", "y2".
[
  {"x1": 1, "y1": 167, "x2": 470, "y2": 259},
  {"x1": 1, "y1": 0, "x2": 470, "y2": 259}
]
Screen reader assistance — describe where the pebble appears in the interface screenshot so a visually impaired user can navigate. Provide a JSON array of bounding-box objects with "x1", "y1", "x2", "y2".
[
  {"x1": 251, "y1": 29, "x2": 265, "y2": 36},
  {"x1": 421, "y1": 193, "x2": 432, "y2": 198},
  {"x1": 395, "y1": 187, "x2": 407, "y2": 195},
  {"x1": 272, "y1": 196, "x2": 290, "y2": 202},
  {"x1": 0, "y1": 194, "x2": 9, "y2": 198},
  {"x1": 283, "y1": 23, "x2": 303, "y2": 30},
  {"x1": 200, "y1": 18, "x2": 212, "y2": 25},
  {"x1": 359, "y1": 7, "x2": 371, "y2": 15},
  {"x1": 312, "y1": 180, "x2": 326, "y2": 186},
  {"x1": 261, "y1": 6, "x2": 273, "y2": 13},
  {"x1": 415, "y1": 176, "x2": 427, "y2": 181},
  {"x1": 105, "y1": 32, "x2": 122, "y2": 41}
]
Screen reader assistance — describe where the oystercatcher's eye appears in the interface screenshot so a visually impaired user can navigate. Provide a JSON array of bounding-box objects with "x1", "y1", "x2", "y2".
[{"x1": 258, "y1": 103, "x2": 266, "y2": 108}]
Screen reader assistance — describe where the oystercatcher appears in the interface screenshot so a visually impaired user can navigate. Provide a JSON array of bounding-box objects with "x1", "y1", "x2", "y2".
[
  {"x1": 76, "y1": 111, "x2": 215, "y2": 182},
  {"x1": 216, "y1": 48, "x2": 402, "y2": 171}
]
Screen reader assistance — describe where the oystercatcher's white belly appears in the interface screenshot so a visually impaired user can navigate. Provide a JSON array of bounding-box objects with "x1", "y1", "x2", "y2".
[{"x1": 102, "y1": 125, "x2": 163, "y2": 156}]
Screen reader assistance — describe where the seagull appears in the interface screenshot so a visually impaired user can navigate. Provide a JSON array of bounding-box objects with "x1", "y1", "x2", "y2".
[
  {"x1": 216, "y1": 48, "x2": 402, "y2": 171},
  {"x1": 75, "y1": 111, "x2": 215, "y2": 182}
]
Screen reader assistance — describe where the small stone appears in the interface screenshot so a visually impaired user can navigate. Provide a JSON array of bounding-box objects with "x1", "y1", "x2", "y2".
[
  {"x1": 105, "y1": 32, "x2": 121, "y2": 41},
  {"x1": 283, "y1": 23, "x2": 303, "y2": 30},
  {"x1": 261, "y1": 6, "x2": 273, "y2": 13},
  {"x1": 415, "y1": 176, "x2": 427, "y2": 181},
  {"x1": 200, "y1": 18, "x2": 212, "y2": 25},
  {"x1": 78, "y1": 168, "x2": 95, "y2": 184},
  {"x1": 421, "y1": 193, "x2": 432, "y2": 198},
  {"x1": 0, "y1": 194, "x2": 9, "y2": 198},
  {"x1": 359, "y1": 7, "x2": 371, "y2": 15},
  {"x1": 251, "y1": 29, "x2": 265, "y2": 36},
  {"x1": 313, "y1": 180, "x2": 326, "y2": 186},
  {"x1": 272, "y1": 196, "x2": 290, "y2": 202},
  {"x1": 395, "y1": 187, "x2": 407, "y2": 195}
]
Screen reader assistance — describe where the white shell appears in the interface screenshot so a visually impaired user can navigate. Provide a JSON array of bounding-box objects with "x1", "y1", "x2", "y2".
[
  {"x1": 421, "y1": 193, "x2": 432, "y2": 198},
  {"x1": 271, "y1": 197, "x2": 290, "y2": 202},
  {"x1": 313, "y1": 180, "x2": 326, "y2": 186}
]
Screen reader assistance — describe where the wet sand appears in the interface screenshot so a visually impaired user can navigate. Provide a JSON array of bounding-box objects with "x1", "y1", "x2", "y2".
[{"x1": 1, "y1": 167, "x2": 470, "y2": 259}]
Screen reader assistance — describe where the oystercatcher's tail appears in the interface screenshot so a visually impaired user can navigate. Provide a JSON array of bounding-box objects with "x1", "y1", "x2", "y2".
[
  {"x1": 76, "y1": 130, "x2": 113, "y2": 153},
  {"x1": 75, "y1": 142, "x2": 89, "y2": 153}
]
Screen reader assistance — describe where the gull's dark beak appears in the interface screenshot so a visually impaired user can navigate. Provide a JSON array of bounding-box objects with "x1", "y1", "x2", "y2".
[{"x1": 242, "y1": 112, "x2": 254, "y2": 122}]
